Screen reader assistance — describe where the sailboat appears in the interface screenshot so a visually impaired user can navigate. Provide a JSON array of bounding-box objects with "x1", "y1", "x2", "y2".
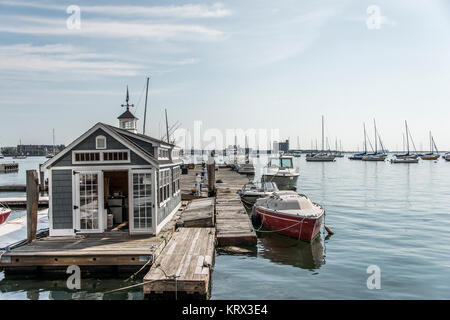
[
  {"x1": 419, "y1": 131, "x2": 439, "y2": 160},
  {"x1": 391, "y1": 121, "x2": 419, "y2": 163},
  {"x1": 362, "y1": 119, "x2": 387, "y2": 161},
  {"x1": 306, "y1": 116, "x2": 336, "y2": 162},
  {"x1": 393, "y1": 121, "x2": 418, "y2": 160},
  {"x1": 46, "y1": 129, "x2": 56, "y2": 158},
  {"x1": 349, "y1": 123, "x2": 368, "y2": 160}
]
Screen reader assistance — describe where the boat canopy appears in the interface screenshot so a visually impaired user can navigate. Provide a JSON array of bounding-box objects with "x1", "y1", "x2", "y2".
[
  {"x1": 258, "y1": 191, "x2": 323, "y2": 217},
  {"x1": 268, "y1": 157, "x2": 294, "y2": 168}
]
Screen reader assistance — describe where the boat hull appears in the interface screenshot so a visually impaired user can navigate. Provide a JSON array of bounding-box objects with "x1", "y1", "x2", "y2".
[
  {"x1": 420, "y1": 155, "x2": 439, "y2": 160},
  {"x1": 0, "y1": 209, "x2": 11, "y2": 224},
  {"x1": 254, "y1": 207, "x2": 323, "y2": 241},
  {"x1": 262, "y1": 174, "x2": 298, "y2": 190}
]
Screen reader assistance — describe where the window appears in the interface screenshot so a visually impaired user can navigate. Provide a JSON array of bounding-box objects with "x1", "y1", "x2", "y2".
[
  {"x1": 158, "y1": 169, "x2": 170, "y2": 205},
  {"x1": 104, "y1": 151, "x2": 128, "y2": 161},
  {"x1": 95, "y1": 135, "x2": 106, "y2": 149},
  {"x1": 74, "y1": 152, "x2": 100, "y2": 162},
  {"x1": 158, "y1": 148, "x2": 169, "y2": 159},
  {"x1": 73, "y1": 150, "x2": 130, "y2": 163},
  {"x1": 172, "y1": 166, "x2": 181, "y2": 195},
  {"x1": 172, "y1": 149, "x2": 180, "y2": 159},
  {"x1": 280, "y1": 158, "x2": 293, "y2": 168}
]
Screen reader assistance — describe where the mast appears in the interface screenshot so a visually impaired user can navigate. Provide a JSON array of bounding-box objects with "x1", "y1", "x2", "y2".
[
  {"x1": 143, "y1": 76, "x2": 150, "y2": 135},
  {"x1": 52, "y1": 128, "x2": 55, "y2": 155},
  {"x1": 321, "y1": 115, "x2": 324, "y2": 152},
  {"x1": 165, "y1": 109, "x2": 170, "y2": 144},
  {"x1": 374, "y1": 118, "x2": 377, "y2": 154},
  {"x1": 405, "y1": 120, "x2": 409, "y2": 155},
  {"x1": 363, "y1": 123, "x2": 367, "y2": 153}
]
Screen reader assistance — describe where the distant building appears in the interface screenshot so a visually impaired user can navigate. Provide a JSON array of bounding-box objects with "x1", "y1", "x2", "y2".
[{"x1": 273, "y1": 140, "x2": 289, "y2": 154}]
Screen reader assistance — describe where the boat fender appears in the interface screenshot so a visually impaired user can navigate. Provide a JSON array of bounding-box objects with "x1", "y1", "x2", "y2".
[{"x1": 324, "y1": 225, "x2": 334, "y2": 235}]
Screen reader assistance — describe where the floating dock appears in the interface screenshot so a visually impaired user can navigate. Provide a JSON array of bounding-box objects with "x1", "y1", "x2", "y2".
[
  {"x1": 0, "y1": 165, "x2": 256, "y2": 299},
  {"x1": 0, "y1": 208, "x2": 184, "y2": 273},
  {"x1": 0, "y1": 163, "x2": 19, "y2": 173},
  {"x1": 143, "y1": 227, "x2": 215, "y2": 299},
  {"x1": 0, "y1": 196, "x2": 49, "y2": 208}
]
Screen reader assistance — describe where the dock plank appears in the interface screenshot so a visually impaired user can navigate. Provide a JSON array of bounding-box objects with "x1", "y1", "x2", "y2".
[{"x1": 143, "y1": 227, "x2": 215, "y2": 298}]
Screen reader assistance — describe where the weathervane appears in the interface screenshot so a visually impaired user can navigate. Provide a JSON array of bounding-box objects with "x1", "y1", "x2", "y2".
[{"x1": 121, "y1": 86, "x2": 134, "y2": 111}]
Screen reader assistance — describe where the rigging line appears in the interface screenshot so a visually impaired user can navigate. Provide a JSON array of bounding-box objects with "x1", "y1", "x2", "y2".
[{"x1": 134, "y1": 81, "x2": 147, "y2": 114}]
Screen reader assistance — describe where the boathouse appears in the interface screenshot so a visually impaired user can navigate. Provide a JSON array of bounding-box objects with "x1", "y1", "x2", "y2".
[{"x1": 42, "y1": 89, "x2": 182, "y2": 237}]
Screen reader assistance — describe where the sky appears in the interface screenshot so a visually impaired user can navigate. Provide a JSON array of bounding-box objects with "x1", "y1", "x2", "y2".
[{"x1": 0, "y1": 0, "x2": 450, "y2": 151}]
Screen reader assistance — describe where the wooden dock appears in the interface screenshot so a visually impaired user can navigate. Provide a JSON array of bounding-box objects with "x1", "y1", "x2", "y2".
[
  {"x1": 143, "y1": 227, "x2": 215, "y2": 299},
  {"x1": 0, "y1": 206, "x2": 184, "y2": 273},
  {"x1": 0, "y1": 196, "x2": 49, "y2": 207},
  {"x1": 176, "y1": 198, "x2": 214, "y2": 228},
  {"x1": 181, "y1": 165, "x2": 257, "y2": 247},
  {"x1": 215, "y1": 190, "x2": 257, "y2": 246}
]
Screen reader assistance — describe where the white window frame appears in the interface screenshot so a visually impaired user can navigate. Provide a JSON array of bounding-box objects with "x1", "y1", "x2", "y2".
[
  {"x1": 158, "y1": 168, "x2": 171, "y2": 207},
  {"x1": 95, "y1": 135, "x2": 107, "y2": 150},
  {"x1": 129, "y1": 169, "x2": 155, "y2": 234},
  {"x1": 172, "y1": 166, "x2": 181, "y2": 196},
  {"x1": 158, "y1": 148, "x2": 170, "y2": 160},
  {"x1": 72, "y1": 149, "x2": 131, "y2": 164}
]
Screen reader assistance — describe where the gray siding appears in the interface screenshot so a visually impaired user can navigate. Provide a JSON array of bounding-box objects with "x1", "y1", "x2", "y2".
[
  {"x1": 52, "y1": 170, "x2": 73, "y2": 229},
  {"x1": 52, "y1": 128, "x2": 149, "y2": 167},
  {"x1": 123, "y1": 135, "x2": 155, "y2": 157}
]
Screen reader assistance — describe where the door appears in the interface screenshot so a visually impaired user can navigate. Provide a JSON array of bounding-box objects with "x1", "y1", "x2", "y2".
[
  {"x1": 130, "y1": 170, "x2": 153, "y2": 233},
  {"x1": 74, "y1": 171, "x2": 102, "y2": 233}
]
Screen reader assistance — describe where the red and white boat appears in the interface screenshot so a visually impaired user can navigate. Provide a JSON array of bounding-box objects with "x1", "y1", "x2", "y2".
[
  {"x1": 0, "y1": 203, "x2": 11, "y2": 224},
  {"x1": 252, "y1": 191, "x2": 324, "y2": 241}
]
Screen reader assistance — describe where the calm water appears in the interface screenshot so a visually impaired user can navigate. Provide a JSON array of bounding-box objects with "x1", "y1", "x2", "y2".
[{"x1": 1, "y1": 156, "x2": 450, "y2": 299}]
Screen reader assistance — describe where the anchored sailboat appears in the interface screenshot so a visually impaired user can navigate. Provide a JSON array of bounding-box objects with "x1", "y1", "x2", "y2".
[
  {"x1": 349, "y1": 123, "x2": 368, "y2": 160},
  {"x1": 420, "y1": 131, "x2": 439, "y2": 160},
  {"x1": 391, "y1": 121, "x2": 419, "y2": 163},
  {"x1": 306, "y1": 115, "x2": 336, "y2": 162},
  {"x1": 362, "y1": 119, "x2": 387, "y2": 161}
]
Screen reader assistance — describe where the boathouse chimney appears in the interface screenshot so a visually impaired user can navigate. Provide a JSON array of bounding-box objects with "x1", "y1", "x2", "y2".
[{"x1": 118, "y1": 86, "x2": 138, "y2": 134}]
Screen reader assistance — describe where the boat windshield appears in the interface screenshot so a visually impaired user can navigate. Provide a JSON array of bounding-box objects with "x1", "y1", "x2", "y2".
[{"x1": 280, "y1": 158, "x2": 293, "y2": 168}]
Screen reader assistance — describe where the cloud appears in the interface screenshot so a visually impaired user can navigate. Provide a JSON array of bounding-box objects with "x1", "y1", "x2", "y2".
[
  {"x1": 0, "y1": 43, "x2": 141, "y2": 76},
  {"x1": 0, "y1": 14, "x2": 225, "y2": 41},
  {"x1": 0, "y1": 1, "x2": 231, "y2": 18}
]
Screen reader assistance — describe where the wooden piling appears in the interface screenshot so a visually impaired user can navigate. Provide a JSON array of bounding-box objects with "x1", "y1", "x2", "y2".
[
  {"x1": 26, "y1": 170, "x2": 39, "y2": 243},
  {"x1": 39, "y1": 164, "x2": 45, "y2": 192},
  {"x1": 207, "y1": 161, "x2": 216, "y2": 197}
]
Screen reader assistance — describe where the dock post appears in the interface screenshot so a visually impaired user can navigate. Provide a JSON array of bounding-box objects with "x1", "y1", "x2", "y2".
[
  {"x1": 39, "y1": 164, "x2": 45, "y2": 192},
  {"x1": 207, "y1": 152, "x2": 216, "y2": 197},
  {"x1": 26, "y1": 170, "x2": 39, "y2": 243}
]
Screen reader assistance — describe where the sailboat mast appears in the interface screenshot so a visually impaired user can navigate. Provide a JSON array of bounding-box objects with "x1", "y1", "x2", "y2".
[
  {"x1": 373, "y1": 119, "x2": 377, "y2": 153},
  {"x1": 52, "y1": 128, "x2": 55, "y2": 154},
  {"x1": 363, "y1": 123, "x2": 367, "y2": 153},
  {"x1": 143, "y1": 76, "x2": 150, "y2": 135},
  {"x1": 405, "y1": 120, "x2": 409, "y2": 154},
  {"x1": 321, "y1": 115, "x2": 324, "y2": 152}
]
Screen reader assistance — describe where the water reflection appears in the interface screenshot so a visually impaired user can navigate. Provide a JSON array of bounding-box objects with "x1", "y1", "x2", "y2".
[
  {"x1": 258, "y1": 233, "x2": 325, "y2": 270},
  {"x1": 0, "y1": 274, "x2": 143, "y2": 300}
]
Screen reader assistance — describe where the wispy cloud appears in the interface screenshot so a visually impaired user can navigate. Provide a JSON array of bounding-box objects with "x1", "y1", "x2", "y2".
[
  {"x1": 0, "y1": 43, "x2": 199, "y2": 77},
  {"x1": 0, "y1": 1, "x2": 232, "y2": 18},
  {"x1": 0, "y1": 14, "x2": 226, "y2": 41}
]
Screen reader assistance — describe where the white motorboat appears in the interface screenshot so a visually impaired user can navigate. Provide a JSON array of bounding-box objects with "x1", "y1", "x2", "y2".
[
  {"x1": 444, "y1": 152, "x2": 450, "y2": 161},
  {"x1": 262, "y1": 155, "x2": 299, "y2": 190},
  {"x1": 238, "y1": 181, "x2": 279, "y2": 207},
  {"x1": 0, "y1": 153, "x2": 4, "y2": 159},
  {"x1": 237, "y1": 162, "x2": 255, "y2": 175}
]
